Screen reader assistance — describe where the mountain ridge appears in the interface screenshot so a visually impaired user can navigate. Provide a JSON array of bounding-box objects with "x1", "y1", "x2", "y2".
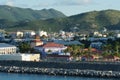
[
  {"x1": 0, "y1": 5, "x2": 66, "y2": 22},
  {"x1": 0, "y1": 6, "x2": 120, "y2": 32}
]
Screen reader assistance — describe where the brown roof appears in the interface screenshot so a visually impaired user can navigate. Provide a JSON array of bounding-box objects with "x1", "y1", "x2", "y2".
[
  {"x1": 83, "y1": 48, "x2": 102, "y2": 53},
  {"x1": 43, "y1": 42, "x2": 64, "y2": 48},
  {"x1": 82, "y1": 55, "x2": 94, "y2": 59}
]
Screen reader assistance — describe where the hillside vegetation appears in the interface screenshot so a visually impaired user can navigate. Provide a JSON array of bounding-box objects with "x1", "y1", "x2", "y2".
[
  {"x1": 0, "y1": 5, "x2": 66, "y2": 22},
  {"x1": 0, "y1": 6, "x2": 120, "y2": 32}
]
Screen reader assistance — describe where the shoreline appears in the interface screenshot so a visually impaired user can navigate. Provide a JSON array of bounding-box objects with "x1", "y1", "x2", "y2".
[
  {"x1": 0, "y1": 66, "x2": 120, "y2": 78},
  {"x1": 0, "y1": 61, "x2": 120, "y2": 78}
]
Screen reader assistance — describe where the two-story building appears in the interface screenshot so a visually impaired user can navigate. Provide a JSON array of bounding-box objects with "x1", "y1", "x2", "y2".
[
  {"x1": 0, "y1": 43, "x2": 17, "y2": 54},
  {"x1": 35, "y1": 42, "x2": 67, "y2": 55}
]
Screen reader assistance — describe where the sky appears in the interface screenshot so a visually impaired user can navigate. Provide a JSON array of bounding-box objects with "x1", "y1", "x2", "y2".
[{"x1": 0, "y1": 0, "x2": 120, "y2": 16}]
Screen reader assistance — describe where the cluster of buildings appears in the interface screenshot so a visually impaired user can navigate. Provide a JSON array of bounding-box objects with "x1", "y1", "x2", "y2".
[{"x1": 0, "y1": 28, "x2": 120, "y2": 62}]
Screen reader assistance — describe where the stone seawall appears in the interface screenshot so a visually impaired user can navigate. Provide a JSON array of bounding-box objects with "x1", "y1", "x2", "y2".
[
  {"x1": 0, "y1": 61, "x2": 120, "y2": 78},
  {"x1": 0, "y1": 66, "x2": 120, "y2": 78}
]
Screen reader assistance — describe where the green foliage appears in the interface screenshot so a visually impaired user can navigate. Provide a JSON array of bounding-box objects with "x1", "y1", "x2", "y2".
[
  {"x1": 18, "y1": 42, "x2": 31, "y2": 53},
  {"x1": 64, "y1": 45, "x2": 85, "y2": 57},
  {"x1": 102, "y1": 39, "x2": 120, "y2": 57}
]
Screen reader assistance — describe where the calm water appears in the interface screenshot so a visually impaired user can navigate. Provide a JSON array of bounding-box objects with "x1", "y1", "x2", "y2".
[{"x1": 0, "y1": 72, "x2": 119, "y2": 80}]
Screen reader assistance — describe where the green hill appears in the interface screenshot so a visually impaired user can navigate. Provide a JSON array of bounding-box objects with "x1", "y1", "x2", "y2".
[
  {"x1": 1, "y1": 8, "x2": 120, "y2": 32},
  {"x1": 0, "y1": 5, "x2": 66, "y2": 22}
]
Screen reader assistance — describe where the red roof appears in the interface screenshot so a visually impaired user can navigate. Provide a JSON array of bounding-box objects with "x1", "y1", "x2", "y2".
[
  {"x1": 43, "y1": 42, "x2": 64, "y2": 48},
  {"x1": 82, "y1": 55, "x2": 94, "y2": 59},
  {"x1": 47, "y1": 54, "x2": 70, "y2": 58},
  {"x1": 83, "y1": 48, "x2": 102, "y2": 53}
]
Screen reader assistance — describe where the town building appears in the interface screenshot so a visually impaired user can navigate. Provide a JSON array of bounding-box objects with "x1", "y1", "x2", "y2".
[
  {"x1": 46, "y1": 54, "x2": 71, "y2": 62},
  {"x1": 35, "y1": 42, "x2": 67, "y2": 55},
  {"x1": 30, "y1": 35, "x2": 43, "y2": 48},
  {"x1": 90, "y1": 42, "x2": 103, "y2": 50},
  {"x1": 37, "y1": 30, "x2": 48, "y2": 37},
  {"x1": 0, "y1": 43, "x2": 17, "y2": 54},
  {"x1": 16, "y1": 31, "x2": 23, "y2": 38},
  {"x1": 0, "y1": 53, "x2": 40, "y2": 61},
  {"x1": 116, "y1": 33, "x2": 120, "y2": 38},
  {"x1": 23, "y1": 30, "x2": 36, "y2": 38}
]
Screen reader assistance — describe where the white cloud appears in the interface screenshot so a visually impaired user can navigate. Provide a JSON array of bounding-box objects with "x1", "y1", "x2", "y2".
[
  {"x1": 53, "y1": 0, "x2": 92, "y2": 6},
  {"x1": 83, "y1": 0, "x2": 91, "y2": 4},
  {"x1": 32, "y1": 0, "x2": 92, "y2": 8},
  {"x1": 33, "y1": 3, "x2": 50, "y2": 7},
  {"x1": 6, "y1": 0, "x2": 14, "y2": 6}
]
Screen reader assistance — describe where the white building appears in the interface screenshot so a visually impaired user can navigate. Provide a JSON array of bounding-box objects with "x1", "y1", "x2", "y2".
[
  {"x1": 35, "y1": 42, "x2": 67, "y2": 54},
  {"x1": 0, "y1": 43, "x2": 17, "y2": 54},
  {"x1": 16, "y1": 31, "x2": 23, "y2": 38},
  {"x1": 93, "y1": 31, "x2": 102, "y2": 37},
  {"x1": 38, "y1": 30, "x2": 48, "y2": 37},
  {"x1": 23, "y1": 30, "x2": 36, "y2": 37},
  {"x1": 0, "y1": 53, "x2": 40, "y2": 61},
  {"x1": 116, "y1": 33, "x2": 120, "y2": 38}
]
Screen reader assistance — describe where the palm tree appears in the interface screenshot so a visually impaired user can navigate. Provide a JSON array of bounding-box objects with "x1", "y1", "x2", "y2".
[{"x1": 102, "y1": 44, "x2": 112, "y2": 54}]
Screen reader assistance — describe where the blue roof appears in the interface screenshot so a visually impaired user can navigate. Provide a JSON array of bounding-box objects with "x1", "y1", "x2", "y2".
[
  {"x1": 54, "y1": 40, "x2": 82, "y2": 45},
  {"x1": 0, "y1": 43, "x2": 16, "y2": 48}
]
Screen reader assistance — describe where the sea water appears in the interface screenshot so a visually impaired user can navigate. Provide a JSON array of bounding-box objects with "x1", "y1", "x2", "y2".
[{"x1": 0, "y1": 72, "x2": 119, "y2": 80}]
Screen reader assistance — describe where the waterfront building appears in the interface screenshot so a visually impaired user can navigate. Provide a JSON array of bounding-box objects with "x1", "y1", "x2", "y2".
[
  {"x1": 35, "y1": 42, "x2": 67, "y2": 55},
  {"x1": 81, "y1": 54, "x2": 100, "y2": 61},
  {"x1": 0, "y1": 43, "x2": 17, "y2": 54},
  {"x1": 46, "y1": 54, "x2": 71, "y2": 62},
  {"x1": 0, "y1": 53, "x2": 40, "y2": 61},
  {"x1": 103, "y1": 55, "x2": 120, "y2": 61}
]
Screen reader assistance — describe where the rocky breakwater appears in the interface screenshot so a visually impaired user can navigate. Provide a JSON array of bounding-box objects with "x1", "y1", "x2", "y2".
[{"x1": 0, "y1": 66, "x2": 120, "y2": 78}]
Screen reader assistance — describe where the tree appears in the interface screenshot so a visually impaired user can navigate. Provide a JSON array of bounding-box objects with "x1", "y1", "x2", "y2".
[
  {"x1": 102, "y1": 44, "x2": 112, "y2": 54},
  {"x1": 18, "y1": 42, "x2": 31, "y2": 53}
]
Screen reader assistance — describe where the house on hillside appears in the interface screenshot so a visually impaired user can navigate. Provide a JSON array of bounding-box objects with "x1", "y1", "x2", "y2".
[{"x1": 16, "y1": 31, "x2": 23, "y2": 38}]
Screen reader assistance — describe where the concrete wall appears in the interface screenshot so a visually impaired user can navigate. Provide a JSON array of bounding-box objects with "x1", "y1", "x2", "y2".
[
  {"x1": 0, "y1": 61, "x2": 120, "y2": 71},
  {"x1": 0, "y1": 54, "x2": 22, "y2": 60},
  {"x1": 0, "y1": 54, "x2": 40, "y2": 61}
]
